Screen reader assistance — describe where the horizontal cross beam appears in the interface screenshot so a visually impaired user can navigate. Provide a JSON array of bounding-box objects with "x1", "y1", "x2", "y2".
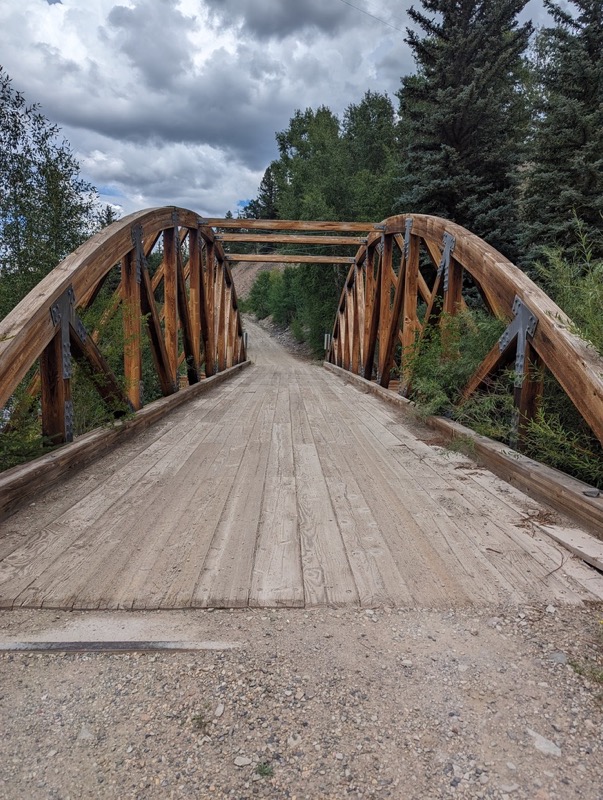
[
  {"x1": 224, "y1": 254, "x2": 356, "y2": 264},
  {"x1": 203, "y1": 218, "x2": 375, "y2": 232},
  {"x1": 215, "y1": 233, "x2": 367, "y2": 245}
]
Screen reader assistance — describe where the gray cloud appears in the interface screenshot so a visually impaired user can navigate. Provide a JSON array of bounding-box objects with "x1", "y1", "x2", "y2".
[
  {"x1": 105, "y1": 0, "x2": 197, "y2": 90},
  {"x1": 204, "y1": 0, "x2": 356, "y2": 40},
  {"x1": 2, "y1": 0, "x2": 551, "y2": 218}
]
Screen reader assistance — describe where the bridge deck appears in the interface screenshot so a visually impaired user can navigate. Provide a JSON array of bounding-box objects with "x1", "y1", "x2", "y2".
[{"x1": 0, "y1": 320, "x2": 602, "y2": 610}]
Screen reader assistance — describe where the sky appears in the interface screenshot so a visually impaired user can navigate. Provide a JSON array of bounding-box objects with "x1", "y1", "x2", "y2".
[{"x1": 0, "y1": 0, "x2": 553, "y2": 218}]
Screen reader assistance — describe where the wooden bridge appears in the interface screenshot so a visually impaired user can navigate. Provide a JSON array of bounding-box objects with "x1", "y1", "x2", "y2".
[{"x1": 0, "y1": 208, "x2": 602, "y2": 610}]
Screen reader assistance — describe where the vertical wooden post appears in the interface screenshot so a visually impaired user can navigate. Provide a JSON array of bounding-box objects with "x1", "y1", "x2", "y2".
[
  {"x1": 377, "y1": 234, "x2": 394, "y2": 382},
  {"x1": 363, "y1": 245, "x2": 381, "y2": 380},
  {"x1": 122, "y1": 251, "x2": 142, "y2": 410},
  {"x1": 163, "y1": 227, "x2": 179, "y2": 385},
  {"x1": 351, "y1": 282, "x2": 361, "y2": 374},
  {"x1": 203, "y1": 240, "x2": 216, "y2": 376},
  {"x1": 224, "y1": 284, "x2": 233, "y2": 368},
  {"x1": 188, "y1": 228, "x2": 202, "y2": 368},
  {"x1": 216, "y1": 264, "x2": 227, "y2": 372},
  {"x1": 355, "y1": 262, "x2": 366, "y2": 372},
  {"x1": 443, "y1": 258, "x2": 463, "y2": 316},
  {"x1": 400, "y1": 234, "x2": 420, "y2": 391},
  {"x1": 516, "y1": 342, "x2": 544, "y2": 447},
  {"x1": 40, "y1": 327, "x2": 72, "y2": 444}
]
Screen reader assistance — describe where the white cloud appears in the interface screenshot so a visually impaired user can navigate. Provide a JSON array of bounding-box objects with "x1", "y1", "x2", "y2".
[{"x1": 1, "y1": 0, "x2": 550, "y2": 217}]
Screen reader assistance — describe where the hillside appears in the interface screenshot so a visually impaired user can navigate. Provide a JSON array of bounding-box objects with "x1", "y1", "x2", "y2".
[{"x1": 228, "y1": 260, "x2": 287, "y2": 300}]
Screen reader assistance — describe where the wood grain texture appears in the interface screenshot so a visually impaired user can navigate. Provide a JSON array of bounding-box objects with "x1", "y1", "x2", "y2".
[{"x1": 0, "y1": 322, "x2": 600, "y2": 610}]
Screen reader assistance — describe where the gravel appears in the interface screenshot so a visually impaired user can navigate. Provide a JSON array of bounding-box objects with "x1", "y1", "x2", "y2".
[{"x1": 0, "y1": 603, "x2": 602, "y2": 799}]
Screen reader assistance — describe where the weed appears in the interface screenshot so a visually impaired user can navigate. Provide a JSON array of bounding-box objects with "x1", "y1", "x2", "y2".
[
  {"x1": 255, "y1": 762, "x2": 274, "y2": 778},
  {"x1": 191, "y1": 712, "x2": 209, "y2": 731},
  {"x1": 444, "y1": 434, "x2": 476, "y2": 457}
]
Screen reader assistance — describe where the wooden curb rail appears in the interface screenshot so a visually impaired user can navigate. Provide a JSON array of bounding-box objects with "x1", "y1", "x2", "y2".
[
  {"x1": 324, "y1": 362, "x2": 603, "y2": 546},
  {"x1": 0, "y1": 361, "x2": 251, "y2": 522}
]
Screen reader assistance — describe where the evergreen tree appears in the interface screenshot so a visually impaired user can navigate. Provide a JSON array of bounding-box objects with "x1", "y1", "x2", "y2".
[
  {"x1": 0, "y1": 67, "x2": 96, "y2": 319},
  {"x1": 342, "y1": 90, "x2": 398, "y2": 221},
  {"x1": 521, "y1": 0, "x2": 603, "y2": 261},
  {"x1": 271, "y1": 106, "x2": 350, "y2": 220},
  {"x1": 242, "y1": 165, "x2": 278, "y2": 219},
  {"x1": 396, "y1": 0, "x2": 532, "y2": 260}
]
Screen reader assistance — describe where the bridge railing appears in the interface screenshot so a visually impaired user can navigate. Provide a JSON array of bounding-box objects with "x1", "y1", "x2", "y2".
[
  {"x1": 327, "y1": 214, "x2": 603, "y2": 450},
  {"x1": 0, "y1": 207, "x2": 246, "y2": 445}
]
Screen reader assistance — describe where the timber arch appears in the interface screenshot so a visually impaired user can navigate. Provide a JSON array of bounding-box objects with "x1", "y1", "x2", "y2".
[
  {"x1": 0, "y1": 208, "x2": 247, "y2": 445},
  {"x1": 328, "y1": 214, "x2": 603, "y2": 451},
  {"x1": 0, "y1": 208, "x2": 602, "y2": 471}
]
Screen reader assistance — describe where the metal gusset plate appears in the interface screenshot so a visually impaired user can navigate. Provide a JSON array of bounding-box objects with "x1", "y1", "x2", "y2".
[{"x1": 499, "y1": 295, "x2": 539, "y2": 385}]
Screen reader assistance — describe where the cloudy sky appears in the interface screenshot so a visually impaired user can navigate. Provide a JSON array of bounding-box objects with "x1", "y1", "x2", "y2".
[{"x1": 0, "y1": 0, "x2": 552, "y2": 218}]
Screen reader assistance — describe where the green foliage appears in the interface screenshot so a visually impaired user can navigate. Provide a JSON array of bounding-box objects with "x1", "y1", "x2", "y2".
[
  {"x1": 456, "y1": 372, "x2": 517, "y2": 441},
  {"x1": 0, "y1": 384, "x2": 47, "y2": 472},
  {"x1": 243, "y1": 92, "x2": 398, "y2": 226},
  {"x1": 524, "y1": 409, "x2": 603, "y2": 489},
  {"x1": 0, "y1": 68, "x2": 97, "y2": 320},
  {"x1": 269, "y1": 268, "x2": 298, "y2": 327},
  {"x1": 521, "y1": 0, "x2": 603, "y2": 261},
  {"x1": 255, "y1": 762, "x2": 274, "y2": 778},
  {"x1": 245, "y1": 262, "x2": 345, "y2": 357},
  {"x1": 247, "y1": 271, "x2": 273, "y2": 319},
  {"x1": 241, "y1": 166, "x2": 278, "y2": 220},
  {"x1": 533, "y1": 226, "x2": 603, "y2": 356},
  {"x1": 396, "y1": 0, "x2": 532, "y2": 260},
  {"x1": 405, "y1": 310, "x2": 506, "y2": 417},
  {"x1": 404, "y1": 304, "x2": 603, "y2": 488}
]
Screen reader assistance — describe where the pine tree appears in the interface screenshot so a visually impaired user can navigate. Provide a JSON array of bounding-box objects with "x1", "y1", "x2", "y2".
[
  {"x1": 242, "y1": 166, "x2": 278, "y2": 220},
  {"x1": 521, "y1": 0, "x2": 603, "y2": 261},
  {"x1": 396, "y1": 0, "x2": 532, "y2": 260}
]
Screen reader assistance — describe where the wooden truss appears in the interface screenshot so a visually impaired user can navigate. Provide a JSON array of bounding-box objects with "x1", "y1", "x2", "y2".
[
  {"x1": 0, "y1": 208, "x2": 246, "y2": 444},
  {"x1": 326, "y1": 214, "x2": 603, "y2": 450},
  {"x1": 1, "y1": 209, "x2": 603, "y2": 457}
]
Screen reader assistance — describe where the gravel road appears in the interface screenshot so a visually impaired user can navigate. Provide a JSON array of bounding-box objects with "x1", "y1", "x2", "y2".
[{"x1": 1, "y1": 604, "x2": 602, "y2": 800}]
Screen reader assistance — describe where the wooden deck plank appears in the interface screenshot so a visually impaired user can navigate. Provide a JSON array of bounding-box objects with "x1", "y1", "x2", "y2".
[
  {"x1": 0, "y1": 318, "x2": 601, "y2": 610},
  {"x1": 315, "y1": 372, "x2": 594, "y2": 605},
  {"x1": 249, "y1": 382, "x2": 304, "y2": 607},
  {"x1": 16, "y1": 415, "x2": 227, "y2": 609},
  {"x1": 82, "y1": 378, "x2": 263, "y2": 610},
  {"x1": 301, "y1": 380, "x2": 413, "y2": 607},
  {"x1": 291, "y1": 376, "x2": 359, "y2": 607},
  {"x1": 190, "y1": 376, "x2": 277, "y2": 608}
]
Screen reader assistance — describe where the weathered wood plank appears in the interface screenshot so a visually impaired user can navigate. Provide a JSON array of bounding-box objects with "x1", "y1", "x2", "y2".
[
  {"x1": 121, "y1": 249, "x2": 142, "y2": 410},
  {"x1": 249, "y1": 383, "x2": 304, "y2": 607},
  {"x1": 204, "y1": 218, "x2": 375, "y2": 232},
  {"x1": 225, "y1": 254, "x2": 356, "y2": 264},
  {"x1": 217, "y1": 234, "x2": 367, "y2": 245}
]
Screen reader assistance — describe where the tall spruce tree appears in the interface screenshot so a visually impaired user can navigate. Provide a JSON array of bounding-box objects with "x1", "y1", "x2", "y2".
[
  {"x1": 242, "y1": 165, "x2": 278, "y2": 220},
  {"x1": 521, "y1": 0, "x2": 603, "y2": 261},
  {"x1": 396, "y1": 0, "x2": 532, "y2": 260}
]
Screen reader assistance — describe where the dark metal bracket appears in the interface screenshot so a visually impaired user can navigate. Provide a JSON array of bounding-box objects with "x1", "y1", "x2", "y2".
[
  {"x1": 49, "y1": 285, "x2": 88, "y2": 442},
  {"x1": 404, "y1": 218, "x2": 413, "y2": 261},
  {"x1": 499, "y1": 295, "x2": 539, "y2": 386},
  {"x1": 437, "y1": 232, "x2": 456, "y2": 292},
  {"x1": 49, "y1": 286, "x2": 76, "y2": 380}
]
